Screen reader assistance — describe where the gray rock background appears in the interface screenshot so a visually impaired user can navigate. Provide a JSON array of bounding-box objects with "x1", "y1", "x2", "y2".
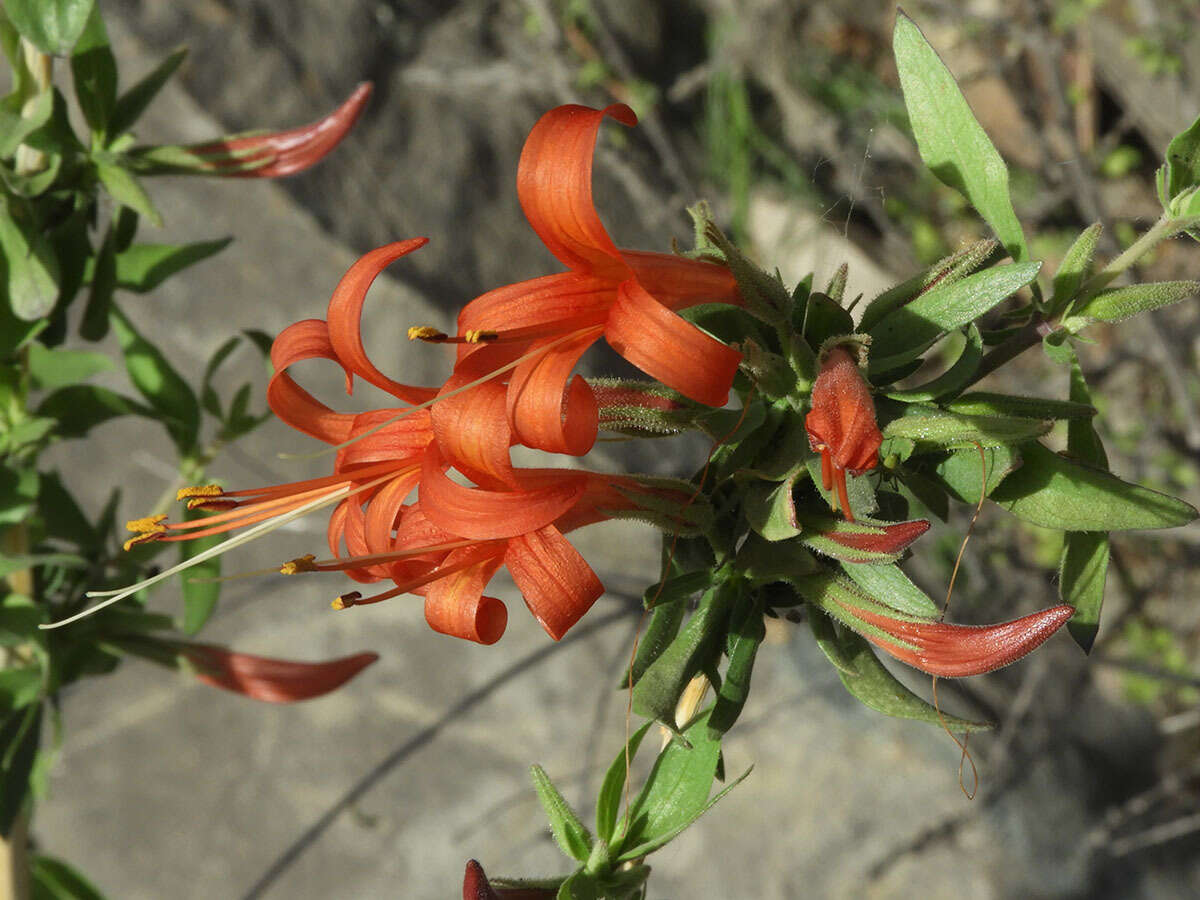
[{"x1": 34, "y1": 2, "x2": 1200, "y2": 898}]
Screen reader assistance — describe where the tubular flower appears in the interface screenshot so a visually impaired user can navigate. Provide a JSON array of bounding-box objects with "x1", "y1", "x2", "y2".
[
  {"x1": 805, "y1": 344, "x2": 883, "y2": 522},
  {"x1": 143, "y1": 83, "x2": 374, "y2": 178},
  {"x1": 180, "y1": 644, "x2": 379, "y2": 703},
  {"x1": 417, "y1": 103, "x2": 742, "y2": 471},
  {"x1": 312, "y1": 453, "x2": 704, "y2": 644},
  {"x1": 839, "y1": 601, "x2": 1075, "y2": 678}
]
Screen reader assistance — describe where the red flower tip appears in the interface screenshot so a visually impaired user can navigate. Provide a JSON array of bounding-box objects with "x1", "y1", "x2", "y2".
[
  {"x1": 199, "y1": 81, "x2": 373, "y2": 178},
  {"x1": 462, "y1": 859, "x2": 555, "y2": 900},
  {"x1": 848, "y1": 603, "x2": 1075, "y2": 678},
  {"x1": 805, "y1": 345, "x2": 882, "y2": 521},
  {"x1": 825, "y1": 518, "x2": 930, "y2": 555},
  {"x1": 182, "y1": 644, "x2": 379, "y2": 702}
]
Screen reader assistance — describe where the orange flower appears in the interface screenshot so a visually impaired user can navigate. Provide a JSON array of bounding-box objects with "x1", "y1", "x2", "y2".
[
  {"x1": 180, "y1": 644, "x2": 379, "y2": 703},
  {"x1": 805, "y1": 345, "x2": 882, "y2": 522},
  {"x1": 420, "y1": 104, "x2": 742, "y2": 473},
  {"x1": 840, "y1": 601, "x2": 1075, "y2": 678},
  {"x1": 142, "y1": 83, "x2": 374, "y2": 178}
]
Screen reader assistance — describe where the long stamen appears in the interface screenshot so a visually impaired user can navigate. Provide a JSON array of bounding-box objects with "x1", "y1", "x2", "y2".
[
  {"x1": 47, "y1": 472, "x2": 400, "y2": 630},
  {"x1": 280, "y1": 326, "x2": 603, "y2": 462},
  {"x1": 280, "y1": 540, "x2": 486, "y2": 575},
  {"x1": 332, "y1": 553, "x2": 486, "y2": 609}
]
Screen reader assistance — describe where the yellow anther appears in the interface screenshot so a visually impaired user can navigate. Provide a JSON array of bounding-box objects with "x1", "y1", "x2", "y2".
[
  {"x1": 177, "y1": 485, "x2": 223, "y2": 501},
  {"x1": 464, "y1": 329, "x2": 498, "y2": 343},
  {"x1": 331, "y1": 592, "x2": 361, "y2": 611},
  {"x1": 125, "y1": 514, "x2": 168, "y2": 534},
  {"x1": 187, "y1": 497, "x2": 238, "y2": 511},
  {"x1": 122, "y1": 531, "x2": 164, "y2": 552},
  {"x1": 279, "y1": 554, "x2": 318, "y2": 575},
  {"x1": 408, "y1": 325, "x2": 446, "y2": 342}
]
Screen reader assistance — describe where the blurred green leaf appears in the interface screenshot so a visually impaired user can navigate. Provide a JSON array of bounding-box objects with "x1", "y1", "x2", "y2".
[
  {"x1": 109, "y1": 46, "x2": 187, "y2": 139},
  {"x1": 881, "y1": 403, "x2": 1050, "y2": 449},
  {"x1": 79, "y1": 223, "x2": 115, "y2": 340},
  {"x1": 26, "y1": 343, "x2": 112, "y2": 389},
  {"x1": 1049, "y1": 223, "x2": 1101, "y2": 315},
  {"x1": 0, "y1": 197, "x2": 60, "y2": 320},
  {"x1": 36, "y1": 384, "x2": 152, "y2": 438},
  {"x1": 1042, "y1": 329, "x2": 1074, "y2": 365},
  {"x1": 31, "y1": 854, "x2": 107, "y2": 900},
  {"x1": 799, "y1": 291, "x2": 854, "y2": 351},
  {"x1": 893, "y1": 12, "x2": 1028, "y2": 263},
  {"x1": 109, "y1": 305, "x2": 199, "y2": 452},
  {"x1": 735, "y1": 532, "x2": 821, "y2": 586},
  {"x1": 0, "y1": 701, "x2": 41, "y2": 837},
  {"x1": 595, "y1": 721, "x2": 651, "y2": 846},
  {"x1": 0, "y1": 667, "x2": 41, "y2": 711},
  {"x1": 1, "y1": 0, "x2": 94, "y2": 55},
  {"x1": 868, "y1": 263, "x2": 1041, "y2": 372},
  {"x1": 0, "y1": 467, "x2": 38, "y2": 525},
  {"x1": 0, "y1": 89, "x2": 51, "y2": 157},
  {"x1": 102, "y1": 239, "x2": 231, "y2": 293},
  {"x1": 179, "y1": 505, "x2": 220, "y2": 635},
  {"x1": 68, "y1": 2, "x2": 114, "y2": 139},
  {"x1": 1064, "y1": 281, "x2": 1199, "y2": 330},
  {"x1": 94, "y1": 158, "x2": 161, "y2": 227},
  {"x1": 530, "y1": 764, "x2": 593, "y2": 863},
  {"x1": 991, "y1": 441, "x2": 1196, "y2": 530}
]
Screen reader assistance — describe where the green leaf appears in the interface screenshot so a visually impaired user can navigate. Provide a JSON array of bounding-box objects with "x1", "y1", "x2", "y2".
[
  {"x1": 616, "y1": 710, "x2": 743, "y2": 861},
  {"x1": 631, "y1": 583, "x2": 734, "y2": 725},
  {"x1": 30, "y1": 854, "x2": 107, "y2": 900},
  {"x1": 1060, "y1": 531, "x2": 1108, "y2": 655},
  {"x1": 1049, "y1": 223, "x2": 1101, "y2": 315},
  {"x1": 109, "y1": 239, "x2": 231, "y2": 293},
  {"x1": 0, "y1": 197, "x2": 60, "y2": 320},
  {"x1": 827, "y1": 626, "x2": 991, "y2": 731},
  {"x1": 1042, "y1": 329, "x2": 1074, "y2": 365},
  {"x1": 808, "y1": 606, "x2": 859, "y2": 674},
  {"x1": 0, "y1": 553, "x2": 85, "y2": 580},
  {"x1": 0, "y1": 667, "x2": 42, "y2": 711},
  {"x1": 868, "y1": 262, "x2": 1041, "y2": 372},
  {"x1": 94, "y1": 158, "x2": 162, "y2": 227},
  {"x1": 35, "y1": 384, "x2": 152, "y2": 438},
  {"x1": 179, "y1": 506, "x2": 220, "y2": 635},
  {"x1": 708, "y1": 593, "x2": 765, "y2": 738},
  {"x1": 1164, "y1": 112, "x2": 1200, "y2": 203},
  {"x1": 893, "y1": 12, "x2": 1028, "y2": 263},
  {"x1": 109, "y1": 47, "x2": 187, "y2": 139},
  {"x1": 840, "y1": 561, "x2": 939, "y2": 618},
  {"x1": 595, "y1": 721, "x2": 652, "y2": 845},
  {"x1": 109, "y1": 305, "x2": 199, "y2": 452},
  {"x1": 530, "y1": 764, "x2": 593, "y2": 863},
  {"x1": 1061, "y1": 353, "x2": 1109, "y2": 653},
  {"x1": 1, "y1": 0, "x2": 94, "y2": 55},
  {"x1": 1064, "y1": 281, "x2": 1199, "y2": 330},
  {"x1": 742, "y1": 477, "x2": 800, "y2": 541},
  {"x1": 79, "y1": 222, "x2": 116, "y2": 340},
  {"x1": 0, "y1": 89, "x2": 52, "y2": 158},
  {"x1": 881, "y1": 404, "x2": 1050, "y2": 449},
  {"x1": 0, "y1": 467, "x2": 38, "y2": 525},
  {"x1": 943, "y1": 391, "x2": 1095, "y2": 421},
  {"x1": 0, "y1": 702, "x2": 41, "y2": 837},
  {"x1": 931, "y1": 443, "x2": 1021, "y2": 504},
  {"x1": 859, "y1": 239, "x2": 998, "y2": 332},
  {"x1": 885, "y1": 324, "x2": 982, "y2": 402},
  {"x1": 556, "y1": 869, "x2": 597, "y2": 900},
  {"x1": 734, "y1": 532, "x2": 822, "y2": 585},
  {"x1": 990, "y1": 441, "x2": 1197, "y2": 530},
  {"x1": 68, "y1": 2, "x2": 114, "y2": 139},
  {"x1": 26, "y1": 343, "x2": 112, "y2": 390},
  {"x1": 798, "y1": 291, "x2": 854, "y2": 351}
]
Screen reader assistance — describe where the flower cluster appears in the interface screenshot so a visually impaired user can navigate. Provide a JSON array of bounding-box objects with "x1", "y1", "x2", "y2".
[{"x1": 95, "y1": 103, "x2": 741, "y2": 650}]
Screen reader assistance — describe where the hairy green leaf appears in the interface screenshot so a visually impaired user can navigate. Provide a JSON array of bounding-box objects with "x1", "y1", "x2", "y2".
[
  {"x1": 1049, "y1": 223, "x2": 1101, "y2": 315},
  {"x1": 1065, "y1": 281, "x2": 1199, "y2": 329},
  {"x1": 893, "y1": 12, "x2": 1028, "y2": 263},
  {"x1": 109, "y1": 47, "x2": 187, "y2": 138},
  {"x1": 943, "y1": 391, "x2": 1095, "y2": 420},
  {"x1": 991, "y1": 442, "x2": 1196, "y2": 530},
  {"x1": 530, "y1": 765, "x2": 593, "y2": 863},
  {"x1": 881, "y1": 404, "x2": 1050, "y2": 449},
  {"x1": 885, "y1": 324, "x2": 982, "y2": 402}
]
